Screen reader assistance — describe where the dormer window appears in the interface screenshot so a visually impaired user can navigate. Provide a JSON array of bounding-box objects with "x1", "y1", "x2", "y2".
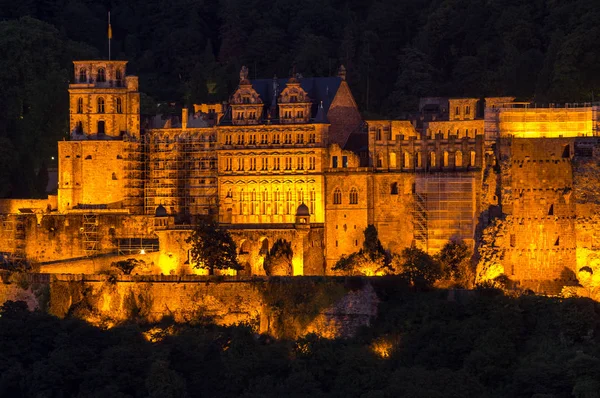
[
  {"x1": 243, "y1": 97, "x2": 250, "y2": 104},
  {"x1": 97, "y1": 68, "x2": 106, "y2": 83},
  {"x1": 466, "y1": 105, "x2": 470, "y2": 115},
  {"x1": 115, "y1": 69, "x2": 122, "y2": 86},
  {"x1": 79, "y1": 69, "x2": 87, "y2": 83},
  {"x1": 455, "y1": 106, "x2": 459, "y2": 115},
  {"x1": 291, "y1": 95, "x2": 297, "y2": 103}
]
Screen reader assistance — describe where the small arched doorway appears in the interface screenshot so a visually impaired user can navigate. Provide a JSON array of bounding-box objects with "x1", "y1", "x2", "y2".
[{"x1": 97, "y1": 120, "x2": 105, "y2": 135}]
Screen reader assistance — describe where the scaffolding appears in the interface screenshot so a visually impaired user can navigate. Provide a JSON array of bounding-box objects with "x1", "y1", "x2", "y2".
[
  {"x1": 144, "y1": 130, "x2": 219, "y2": 218},
  {"x1": 412, "y1": 192, "x2": 428, "y2": 251},
  {"x1": 82, "y1": 214, "x2": 99, "y2": 256},
  {"x1": 123, "y1": 140, "x2": 145, "y2": 214},
  {"x1": 413, "y1": 173, "x2": 476, "y2": 252}
]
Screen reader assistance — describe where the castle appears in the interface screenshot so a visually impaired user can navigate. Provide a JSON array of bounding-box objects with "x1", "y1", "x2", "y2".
[{"x1": 1, "y1": 59, "x2": 599, "y2": 292}]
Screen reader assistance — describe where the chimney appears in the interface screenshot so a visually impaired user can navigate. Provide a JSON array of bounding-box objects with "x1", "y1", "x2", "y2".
[{"x1": 182, "y1": 108, "x2": 188, "y2": 129}]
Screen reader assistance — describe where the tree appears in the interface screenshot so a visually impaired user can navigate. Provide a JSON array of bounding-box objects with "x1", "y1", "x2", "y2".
[
  {"x1": 185, "y1": 221, "x2": 241, "y2": 275},
  {"x1": 394, "y1": 246, "x2": 440, "y2": 288},
  {"x1": 264, "y1": 239, "x2": 293, "y2": 276},
  {"x1": 435, "y1": 241, "x2": 473, "y2": 288},
  {"x1": 333, "y1": 225, "x2": 392, "y2": 276}
]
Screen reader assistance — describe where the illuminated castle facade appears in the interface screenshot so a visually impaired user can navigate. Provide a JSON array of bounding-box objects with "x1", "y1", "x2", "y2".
[{"x1": 1, "y1": 59, "x2": 600, "y2": 292}]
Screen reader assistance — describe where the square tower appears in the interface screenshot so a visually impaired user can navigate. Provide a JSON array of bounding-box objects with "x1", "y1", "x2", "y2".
[{"x1": 69, "y1": 60, "x2": 140, "y2": 138}]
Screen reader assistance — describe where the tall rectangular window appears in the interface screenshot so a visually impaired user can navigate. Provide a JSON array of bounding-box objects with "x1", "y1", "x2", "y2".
[
  {"x1": 332, "y1": 156, "x2": 338, "y2": 168},
  {"x1": 342, "y1": 156, "x2": 348, "y2": 168}
]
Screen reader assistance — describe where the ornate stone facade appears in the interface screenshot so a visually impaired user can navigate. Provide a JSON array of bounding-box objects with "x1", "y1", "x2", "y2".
[{"x1": 1, "y1": 59, "x2": 600, "y2": 292}]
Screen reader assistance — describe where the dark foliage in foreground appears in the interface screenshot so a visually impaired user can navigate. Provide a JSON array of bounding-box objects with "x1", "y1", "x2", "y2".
[{"x1": 2, "y1": 287, "x2": 600, "y2": 397}]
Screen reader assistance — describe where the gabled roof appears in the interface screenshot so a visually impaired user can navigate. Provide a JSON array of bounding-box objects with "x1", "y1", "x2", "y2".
[
  {"x1": 251, "y1": 77, "x2": 341, "y2": 113},
  {"x1": 221, "y1": 76, "x2": 343, "y2": 124}
]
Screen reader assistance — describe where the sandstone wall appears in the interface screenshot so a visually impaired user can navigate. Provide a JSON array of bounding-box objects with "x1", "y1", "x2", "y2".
[{"x1": 0, "y1": 274, "x2": 378, "y2": 339}]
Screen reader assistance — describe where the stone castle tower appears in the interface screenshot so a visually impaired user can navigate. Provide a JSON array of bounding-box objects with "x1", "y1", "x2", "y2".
[
  {"x1": 58, "y1": 60, "x2": 141, "y2": 212},
  {"x1": 69, "y1": 60, "x2": 140, "y2": 138}
]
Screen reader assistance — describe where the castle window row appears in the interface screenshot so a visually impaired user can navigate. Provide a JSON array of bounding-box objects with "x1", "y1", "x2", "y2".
[
  {"x1": 78, "y1": 67, "x2": 124, "y2": 86},
  {"x1": 223, "y1": 132, "x2": 317, "y2": 146},
  {"x1": 332, "y1": 187, "x2": 359, "y2": 205},
  {"x1": 377, "y1": 150, "x2": 477, "y2": 169},
  {"x1": 231, "y1": 188, "x2": 317, "y2": 216},
  {"x1": 76, "y1": 97, "x2": 123, "y2": 114},
  {"x1": 429, "y1": 128, "x2": 479, "y2": 139},
  {"x1": 223, "y1": 156, "x2": 317, "y2": 172}
]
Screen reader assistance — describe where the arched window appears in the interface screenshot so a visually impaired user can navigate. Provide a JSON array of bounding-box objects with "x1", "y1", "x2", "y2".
[
  {"x1": 97, "y1": 97, "x2": 105, "y2": 113},
  {"x1": 97, "y1": 68, "x2": 106, "y2": 82},
  {"x1": 261, "y1": 190, "x2": 268, "y2": 214},
  {"x1": 77, "y1": 98, "x2": 83, "y2": 114},
  {"x1": 309, "y1": 189, "x2": 316, "y2": 214},
  {"x1": 470, "y1": 151, "x2": 476, "y2": 167},
  {"x1": 79, "y1": 69, "x2": 87, "y2": 83},
  {"x1": 403, "y1": 151, "x2": 410, "y2": 168},
  {"x1": 116, "y1": 97, "x2": 123, "y2": 113},
  {"x1": 250, "y1": 189, "x2": 257, "y2": 215},
  {"x1": 391, "y1": 182, "x2": 398, "y2": 195},
  {"x1": 416, "y1": 151, "x2": 422, "y2": 168},
  {"x1": 430, "y1": 151, "x2": 436, "y2": 168},
  {"x1": 376, "y1": 154, "x2": 383, "y2": 168},
  {"x1": 455, "y1": 151, "x2": 463, "y2": 167},
  {"x1": 389, "y1": 152, "x2": 397, "y2": 168},
  {"x1": 333, "y1": 188, "x2": 342, "y2": 205},
  {"x1": 349, "y1": 188, "x2": 358, "y2": 204},
  {"x1": 443, "y1": 151, "x2": 449, "y2": 167},
  {"x1": 286, "y1": 189, "x2": 293, "y2": 215},
  {"x1": 115, "y1": 69, "x2": 122, "y2": 85}
]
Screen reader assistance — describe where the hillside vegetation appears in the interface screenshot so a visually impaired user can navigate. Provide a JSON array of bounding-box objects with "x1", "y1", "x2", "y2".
[{"x1": 2, "y1": 285, "x2": 600, "y2": 397}]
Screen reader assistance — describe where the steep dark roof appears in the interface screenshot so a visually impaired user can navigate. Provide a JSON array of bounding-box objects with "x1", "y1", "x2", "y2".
[
  {"x1": 221, "y1": 76, "x2": 342, "y2": 124},
  {"x1": 252, "y1": 77, "x2": 341, "y2": 113}
]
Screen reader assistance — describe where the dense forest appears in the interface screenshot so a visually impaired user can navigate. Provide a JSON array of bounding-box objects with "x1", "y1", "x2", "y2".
[
  {"x1": 2, "y1": 286, "x2": 600, "y2": 397},
  {"x1": 1, "y1": 0, "x2": 600, "y2": 196}
]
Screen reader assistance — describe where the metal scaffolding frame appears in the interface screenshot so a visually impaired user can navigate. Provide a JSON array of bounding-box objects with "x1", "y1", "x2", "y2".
[
  {"x1": 144, "y1": 131, "x2": 218, "y2": 217},
  {"x1": 413, "y1": 173, "x2": 476, "y2": 252},
  {"x1": 123, "y1": 140, "x2": 145, "y2": 214},
  {"x1": 82, "y1": 214, "x2": 99, "y2": 256}
]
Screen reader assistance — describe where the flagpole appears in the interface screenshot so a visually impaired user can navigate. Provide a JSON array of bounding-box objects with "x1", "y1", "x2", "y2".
[{"x1": 108, "y1": 11, "x2": 111, "y2": 60}]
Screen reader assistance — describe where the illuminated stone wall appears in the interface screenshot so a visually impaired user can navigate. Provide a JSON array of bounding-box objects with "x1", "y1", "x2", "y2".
[
  {"x1": 0, "y1": 213, "x2": 155, "y2": 264},
  {"x1": 478, "y1": 138, "x2": 579, "y2": 290},
  {"x1": 0, "y1": 275, "x2": 379, "y2": 339},
  {"x1": 154, "y1": 226, "x2": 325, "y2": 277},
  {"x1": 58, "y1": 140, "x2": 130, "y2": 211},
  {"x1": 498, "y1": 107, "x2": 595, "y2": 138},
  {"x1": 324, "y1": 146, "x2": 370, "y2": 271}
]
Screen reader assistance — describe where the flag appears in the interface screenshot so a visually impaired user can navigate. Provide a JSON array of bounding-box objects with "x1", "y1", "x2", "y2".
[{"x1": 108, "y1": 12, "x2": 112, "y2": 39}]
